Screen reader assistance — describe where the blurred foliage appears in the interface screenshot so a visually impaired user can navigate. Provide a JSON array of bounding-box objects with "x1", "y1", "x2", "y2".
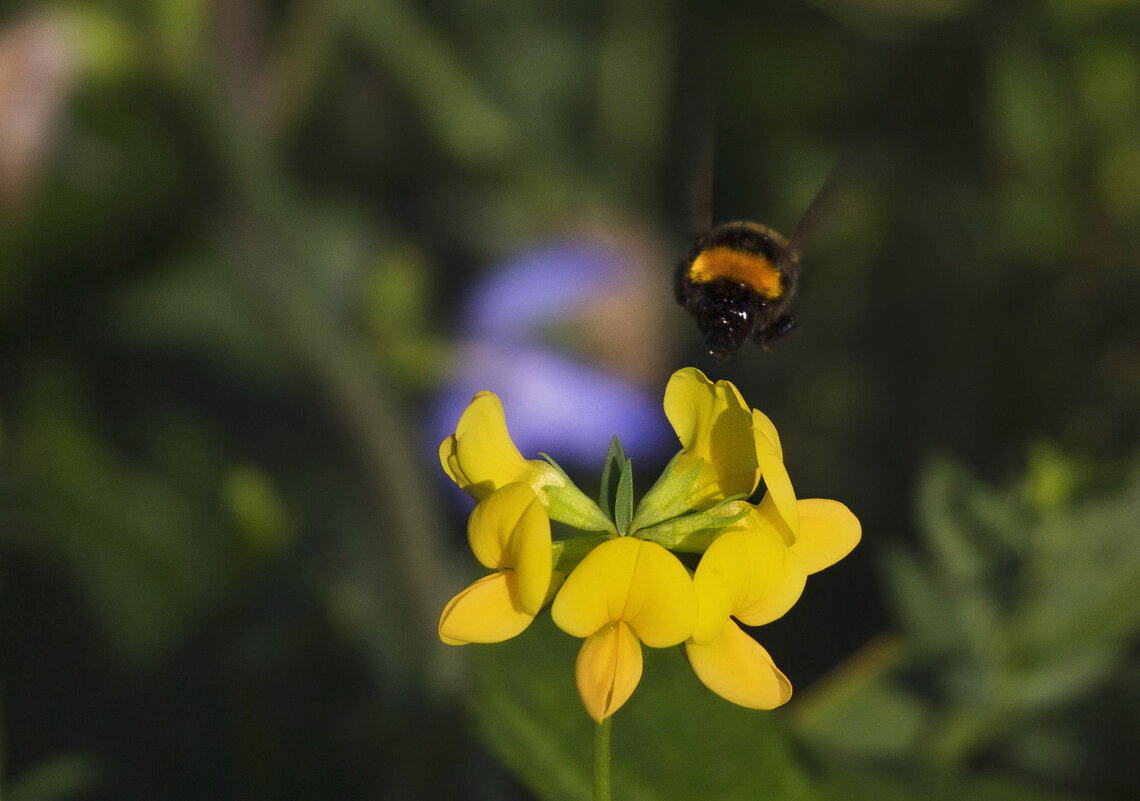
[
  {"x1": 794, "y1": 452, "x2": 1140, "y2": 799},
  {"x1": 0, "y1": 0, "x2": 1137, "y2": 799}
]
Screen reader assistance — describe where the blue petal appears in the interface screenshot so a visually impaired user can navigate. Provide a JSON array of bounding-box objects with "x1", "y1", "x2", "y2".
[
  {"x1": 431, "y1": 343, "x2": 672, "y2": 471},
  {"x1": 463, "y1": 241, "x2": 625, "y2": 341}
]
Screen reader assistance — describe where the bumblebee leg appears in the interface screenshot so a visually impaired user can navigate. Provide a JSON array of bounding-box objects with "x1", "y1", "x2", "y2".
[{"x1": 755, "y1": 314, "x2": 797, "y2": 349}]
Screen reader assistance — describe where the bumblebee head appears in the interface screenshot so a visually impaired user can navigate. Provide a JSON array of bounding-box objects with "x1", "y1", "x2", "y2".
[{"x1": 692, "y1": 285, "x2": 759, "y2": 361}]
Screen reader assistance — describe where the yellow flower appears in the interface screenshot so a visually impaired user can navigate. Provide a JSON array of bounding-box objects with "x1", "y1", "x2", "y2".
[
  {"x1": 551, "y1": 537, "x2": 697, "y2": 722},
  {"x1": 664, "y1": 367, "x2": 760, "y2": 508},
  {"x1": 438, "y1": 483, "x2": 562, "y2": 645},
  {"x1": 440, "y1": 391, "x2": 613, "y2": 531},
  {"x1": 439, "y1": 391, "x2": 563, "y2": 501},
  {"x1": 437, "y1": 369, "x2": 861, "y2": 725},
  {"x1": 635, "y1": 368, "x2": 798, "y2": 532},
  {"x1": 685, "y1": 497, "x2": 860, "y2": 709}
]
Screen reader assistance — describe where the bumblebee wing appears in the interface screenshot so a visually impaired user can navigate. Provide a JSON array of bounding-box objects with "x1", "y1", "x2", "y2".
[
  {"x1": 786, "y1": 162, "x2": 843, "y2": 259},
  {"x1": 688, "y1": 104, "x2": 716, "y2": 235},
  {"x1": 671, "y1": 95, "x2": 718, "y2": 237}
]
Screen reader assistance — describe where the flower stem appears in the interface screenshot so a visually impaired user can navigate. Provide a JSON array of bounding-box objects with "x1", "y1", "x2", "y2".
[{"x1": 593, "y1": 716, "x2": 612, "y2": 801}]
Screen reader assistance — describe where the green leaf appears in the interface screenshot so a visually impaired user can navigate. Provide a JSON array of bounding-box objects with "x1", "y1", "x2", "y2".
[{"x1": 469, "y1": 616, "x2": 815, "y2": 801}]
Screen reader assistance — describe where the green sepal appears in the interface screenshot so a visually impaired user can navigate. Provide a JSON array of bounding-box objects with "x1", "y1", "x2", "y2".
[
  {"x1": 539, "y1": 453, "x2": 617, "y2": 533},
  {"x1": 552, "y1": 534, "x2": 611, "y2": 573},
  {"x1": 629, "y1": 451, "x2": 703, "y2": 531},
  {"x1": 598, "y1": 436, "x2": 626, "y2": 524},
  {"x1": 615, "y1": 458, "x2": 634, "y2": 534},
  {"x1": 636, "y1": 500, "x2": 753, "y2": 553}
]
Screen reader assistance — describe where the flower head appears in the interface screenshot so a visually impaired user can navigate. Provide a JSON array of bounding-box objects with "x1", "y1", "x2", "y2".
[{"x1": 436, "y1": 367, "x2": 860, "y2": 725}]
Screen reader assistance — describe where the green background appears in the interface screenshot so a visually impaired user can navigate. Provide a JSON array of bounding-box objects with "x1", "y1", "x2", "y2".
[{"x1": 1, "y1": 0, "x2": 1138, "y2": 799}]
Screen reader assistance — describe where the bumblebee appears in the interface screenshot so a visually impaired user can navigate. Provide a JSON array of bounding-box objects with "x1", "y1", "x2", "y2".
[{"x1": 674, "y1": 221, "x2": 800, "y2": 361}]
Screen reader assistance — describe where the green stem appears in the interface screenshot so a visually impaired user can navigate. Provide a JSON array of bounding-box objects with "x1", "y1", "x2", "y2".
[{"x1": 593, "y1": 716, "x2": 612, "y2": 801}]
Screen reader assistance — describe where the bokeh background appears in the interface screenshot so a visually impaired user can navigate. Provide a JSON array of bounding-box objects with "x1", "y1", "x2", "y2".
[{"x1": 1, "y1": 0, "x2": 1139, "y2": 799}]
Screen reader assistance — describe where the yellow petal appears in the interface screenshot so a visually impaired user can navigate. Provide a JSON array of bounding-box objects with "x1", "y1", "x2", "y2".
[
  {"x1": 512, "y1": 505, "x2": 556, "y2": 616},
  {"x1": 691, "y1": 521, "x2": 807, "y2": 641},
  {"x1": 466, "y1": 483, "x2": 552, "y2": 615},
  {"x1": 551, "y1": 537, "x2": 696, "y2": 647},
  {"x1": 755, "y1": 492, "x2": 795, "y2": 547},
  {"x1": 439, "y1": 434, "x2": 469, "y2": 489},
  {"x1": 623, "y1": 540, "x2": 698, "y2": 646},
  {"x1": 466, "y1": 482, "x2": 528, "y2": 568},
  {"x1": 575, "y1": 622, "x2": 643, "y2": 723},
  {"x1": 552, "y1": 537, "x2": 637, "y2": 638},
  {"x1": 663, "y1": 368, "x2": 759, "y2": 507},
  {"x1": 751, "y1": 407, "x2": 784, "y2": 460},
  {"x1": 690, "y1": 529, "x2": 752, "y2": 644},
  {"x1": 732, "y1": 533, "x2": 807, "y2": 628},
  {"x1": 790, "y1": 499, "x2": 861, "y2": 575},
  {"x1": 440, "y1": 391, "x2": 559, "y2": 500},
  {"x1": 685, "y1": 619, "x2": 792, "y2": 710},
  {"x1": 753, "y1": 409, "x2": 799, "y2": 537},
  {"x1": 438, "y1": 573, "x2": 533, "y2": 644}
]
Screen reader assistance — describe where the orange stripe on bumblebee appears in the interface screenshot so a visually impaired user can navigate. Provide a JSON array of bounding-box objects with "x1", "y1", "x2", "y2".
[{"x1": 687, "y1": 245, "x2": 785, "y2": 299}]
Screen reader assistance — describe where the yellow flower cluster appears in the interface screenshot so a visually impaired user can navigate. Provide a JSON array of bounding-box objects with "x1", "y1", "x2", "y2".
[{"x1": 438, "y1": 368, "x2": 860, "y2": 723}]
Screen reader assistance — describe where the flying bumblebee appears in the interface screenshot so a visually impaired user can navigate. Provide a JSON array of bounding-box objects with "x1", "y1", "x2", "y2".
[{"x1": 674, "y1": 169, "x2": 836, "y2": 361}]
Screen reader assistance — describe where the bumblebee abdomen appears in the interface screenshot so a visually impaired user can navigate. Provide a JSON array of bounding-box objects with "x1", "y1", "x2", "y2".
[
  {"x1": 680, "y1": 221, "x2": 796, "y2": 299},
  {"x1": 687, "y1": 245, "x2": 784, "y2": 299}
]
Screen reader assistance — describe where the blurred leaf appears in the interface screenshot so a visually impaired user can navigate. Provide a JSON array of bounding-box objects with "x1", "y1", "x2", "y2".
[
  {"x1": 793, "y1": 637, "x2": 929, "y2": 760},
  {"x1": 881, "y1": 547, "x2": 958, "y2": 654},
  {"x1": 1073, "y1": 35, "x2": 1140, "y2": 136},
  {"x1": 797, "y1": 449, "x2": 1140, "y2": 785},
  {"x1": 58, "y1": 7, "x2": 138, "y2": 82},
  {"x1": 470, "y1": 615, "x2": 815, "y2": 801},
  {"x1": 112, "y1": 253, "x2": 291, "y2": 386},
  {"x1": 1095, "y1": 141, "x2": 1140, "y2": 223},
  {"x1": 4, "y1": 753, "x2": 100, "y2": 801},
  {"x1": 364, "y1": 246, "x2": 451, "y2": 387},
  {"x1": 1023, "y1": 441, "x2": 1081, "y2": 512},
  {"x1": 814, "y1": 770, "x2": 1088, "y2": 801},
  {"x1": 988, "y1": 42, "x2": 1079, "y2": 181},
  {"x1": 346, "y1": 0, "x2": 513, "y2": 166},
  {"x1": 221, "y1": 463, "x2": 294, "y2": 556},
  {"x1": 151, "y1": 0, "x2": 207, "y2": 77},
  {"x1": 1, "y1": 364, "x2": 260, "y2": 661},
  {"x1": 1011, "y1": 457, "x2": 1140, "y2": 661}
]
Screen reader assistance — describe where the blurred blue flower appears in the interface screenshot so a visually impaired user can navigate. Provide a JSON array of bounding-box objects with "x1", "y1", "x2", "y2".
[
  {"x1": 463, "y1": 241, "x2": 618, "y2": 342},
  {"x1": 432, "y1": 237, "x2": 673, "y2": 477}
]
